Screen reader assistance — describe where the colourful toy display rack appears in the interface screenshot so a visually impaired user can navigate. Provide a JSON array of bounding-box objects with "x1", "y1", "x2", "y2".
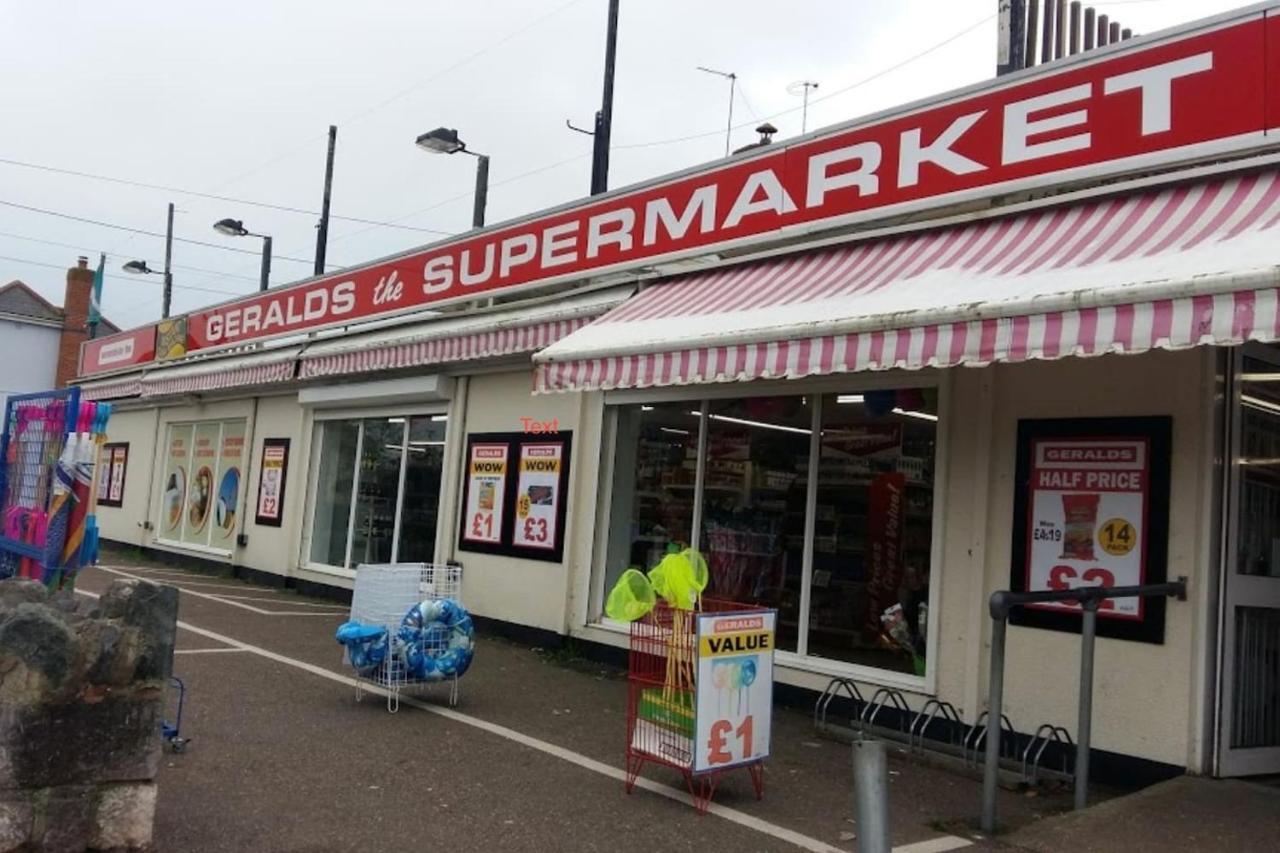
[
  {"x1": 625, "y1": 598, "x2": 769, "y2": 814},
  {"x1": 0, "y1": 387, "x2": 111, "y2": 588}
]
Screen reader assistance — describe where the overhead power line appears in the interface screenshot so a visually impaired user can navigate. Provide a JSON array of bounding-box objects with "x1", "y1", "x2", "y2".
[
  {"x1": 614, "y1": 13, "x2": 996, "y2": 153},
  {"x1": 0, "y1": 156, "x2": 454, "y2": 236},
  {"x1": 0, "y1": 198, "x2": 313, "y2": 264},
  {"x1": 0, "y1": 253, "x2": 245, "y2": 297},
  {"x1": 0, "y1": 229, "x2": 261, "y2": 283}
]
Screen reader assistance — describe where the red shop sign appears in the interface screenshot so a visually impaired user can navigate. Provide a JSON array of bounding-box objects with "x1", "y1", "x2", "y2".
[
  {"x1": 83, "y1": 7, "x2": 1280, "y2": 374},
  {"x1": 80, "y1": 325, "x2": 157, "y2": 375}
]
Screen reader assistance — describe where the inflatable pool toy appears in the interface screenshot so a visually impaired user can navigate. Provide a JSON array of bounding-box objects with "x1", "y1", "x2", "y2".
[
  {"x1": 399, "y1": 598, "x2": 475, "y2": 682},
  {"x1": 335, "y1": 622, "x2": 390, "y2": 676}
]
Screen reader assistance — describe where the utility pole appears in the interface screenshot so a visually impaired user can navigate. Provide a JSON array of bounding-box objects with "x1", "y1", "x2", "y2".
[
  {"x1": 315, "y1": 124, "x2": 337, "y2": 276},
  {"x1": 997, "y1": 0, "x2": 1027, "y2": 76},
  {"x1": 162, "y1": 202, "x2": 174, "y2": 320},
  {"x1": 591, "y1": 0, "x2": 620, "y2": 195}
]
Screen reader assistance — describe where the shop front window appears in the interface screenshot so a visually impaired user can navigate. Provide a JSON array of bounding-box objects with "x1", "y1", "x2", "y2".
[
  {"x1": 307, "y1": 414, "x2": 447, "y2": 570},
  {"x1": 158, "y1": 419, "x2": 247, "y2": 552},
  {"x1": 602, "y1": 388, "x2": 938, "y2": 678}
]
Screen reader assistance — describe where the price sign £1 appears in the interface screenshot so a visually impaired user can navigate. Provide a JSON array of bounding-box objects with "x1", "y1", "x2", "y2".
[
  {"x1": 693, "y1": 611, "x2": 776, "y2": 773},
  {"x1": 463, "y1": 443, "x2": 509, "y2": 545}
]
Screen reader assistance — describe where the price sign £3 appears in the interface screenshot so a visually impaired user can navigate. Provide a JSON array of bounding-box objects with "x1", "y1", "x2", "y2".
[{"x1": 512, "y1": 442, "x2": 563, "y2": 550}]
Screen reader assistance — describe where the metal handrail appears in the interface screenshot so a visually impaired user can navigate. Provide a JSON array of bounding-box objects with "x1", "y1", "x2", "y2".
[{"x1": 980, "y1": 578, "x2": 1187, "y2": 833}]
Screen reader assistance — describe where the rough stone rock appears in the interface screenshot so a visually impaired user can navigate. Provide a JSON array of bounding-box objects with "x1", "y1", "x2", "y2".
[
  {"x1": 96, "y1": 582, "x2": 177, "y2": 682},
  {"x1": 0, "y1": 603, "x2": 78, "y2": 701},
  {"x1": 77, "y1": 620, "x2": 141, "y2": 688},
  {"x1": 0, "y1": 797, "x2": 33, "y2": 853},
  {"x1": 36, "y1": 785, "x2": 96, "y2": 853},
  {"x1": 0, "y1": 579, "x2": 48, "y2": 614},
  {"x1": 0, "y1": 691, "x2": 162, "y2": 789},
  {"x1": 90, "y1": 783, "x2": 156, "y2": 852}
]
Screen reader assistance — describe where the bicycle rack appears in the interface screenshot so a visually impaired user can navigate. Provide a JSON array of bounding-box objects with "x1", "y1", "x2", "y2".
[
  {"x1": 1022, "y1": 724, "x2": 1075, "y2": 786},
  {"x1": 963, "y1": 710, "x2": 1017, "y2": 768},
  {"x1": 859, "y1": 687, "x2": 913, "y2": 734},
  {"x1": 908, "y1": 699, "x2": 963, "y2": 753},
  {"x1": 814, "y1": 677, "x2": 865, "y2": 734}
]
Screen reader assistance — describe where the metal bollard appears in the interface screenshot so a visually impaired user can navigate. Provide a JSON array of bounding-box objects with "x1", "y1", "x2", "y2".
[
  {"x1": 1075, "y1": 600, "x2": 1099, "y2": 810},
  {"x1": 853, "y1": 737, "x2": 890, "y2": 853}
]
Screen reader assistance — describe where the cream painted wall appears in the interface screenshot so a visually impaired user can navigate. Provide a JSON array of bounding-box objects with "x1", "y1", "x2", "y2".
[
  {"x1": 94, "y1": 406, "x2": 159, "y2": 548},
  {"x1": 950, "y1": 349, "x2": 1211, "y2": 768},
  {"x1": 448, "y1": 369, "x2": 589, "y2": 633},
  {"x1": 237, "y1": 394, "x2": 306, "y2": 578}
]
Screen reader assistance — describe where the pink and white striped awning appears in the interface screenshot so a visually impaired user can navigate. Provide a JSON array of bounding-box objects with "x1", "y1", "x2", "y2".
[
  {"x1": 141, "y1": 351, "x2": 298, "y2": 398},
  {"x1": 534, "y1": 167, "x2": 1280, "y2": 393},
  {"x1": 79, "y1": 377, "x2": 142, "y2": 401},
  {"x1": 300, "y1": 315, "x2": 602, "y2": 380}
]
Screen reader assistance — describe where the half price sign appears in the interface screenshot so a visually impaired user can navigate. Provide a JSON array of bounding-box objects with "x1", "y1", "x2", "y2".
[
  {"x1": 1026, "y1": 438, "x2": 1149, "y2": 619},
  {"x1": 513, "y1": 442, "x2": 563, "y2": 550},
  {"x1": 463, "y1": 443, "x2": 509, "y2": 545}
]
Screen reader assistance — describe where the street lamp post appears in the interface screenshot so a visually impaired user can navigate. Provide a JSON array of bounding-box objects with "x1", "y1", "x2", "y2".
[
  {"x1": 122, "y1": 201, "x2": 175, "y2": 318},
  {"x1": 213, "y1": 218, "x2": 273, "y2": 292},
  {"x1": 415, "y1": 127, "x2": 489, "y2": 229}
]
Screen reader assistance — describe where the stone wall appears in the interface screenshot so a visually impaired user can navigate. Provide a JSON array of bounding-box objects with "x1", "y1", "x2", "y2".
[{"x1": 0, "y1": 578, "x2": 177, "y2": 852}]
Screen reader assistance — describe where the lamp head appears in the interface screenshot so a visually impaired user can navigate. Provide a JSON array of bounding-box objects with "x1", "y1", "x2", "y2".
[
  {"x1": 415, "y1": 127, "x2": 465, "y2": 154},
  {"x1": 122, "y1": 260, "x2": 153, "y2": 275},
  {"x1": 213, "y1": 218, "x2": 249, "y2": 237}
]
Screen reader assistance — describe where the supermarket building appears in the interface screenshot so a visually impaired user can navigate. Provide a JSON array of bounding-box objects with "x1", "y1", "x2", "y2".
[{"x1": 76, "y1": 4, "x2": 1280, "y2": 781}]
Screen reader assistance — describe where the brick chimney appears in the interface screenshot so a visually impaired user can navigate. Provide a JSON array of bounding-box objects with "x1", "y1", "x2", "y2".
[{"x1": 55, "y1": 256, "x2": 94, "y2": 386}]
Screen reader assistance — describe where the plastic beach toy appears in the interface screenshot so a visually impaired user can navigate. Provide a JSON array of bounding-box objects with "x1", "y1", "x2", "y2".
[
  {"x1": 335, "y1": 622, "x2": 390, "y2": 676},
  {"x1": 605, "y1": 568, "x2": 657, "y2": 622},
  {"x1": 400, "y1": 598, "x2": 475, "y2": 682}
]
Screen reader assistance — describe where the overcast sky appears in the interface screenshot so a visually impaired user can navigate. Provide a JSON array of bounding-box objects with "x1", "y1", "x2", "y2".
[{"x1": 0, "y1": 0, "x2": 1254, "y2": 330}]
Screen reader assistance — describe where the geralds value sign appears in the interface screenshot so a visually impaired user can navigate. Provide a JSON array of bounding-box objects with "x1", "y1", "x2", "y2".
[{"x1": 81, "y1": 8, "x2": 1280, "y2": 375}]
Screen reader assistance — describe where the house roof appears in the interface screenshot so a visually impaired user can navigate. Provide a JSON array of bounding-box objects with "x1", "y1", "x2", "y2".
[{"x1": 0, "y1": 280, "x2": 119, "y2": 333}]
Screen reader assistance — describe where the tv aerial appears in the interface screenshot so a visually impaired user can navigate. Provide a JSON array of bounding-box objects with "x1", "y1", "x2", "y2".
[{"x1": 786, "y1": 80, "x2": 820, "y2": 133}]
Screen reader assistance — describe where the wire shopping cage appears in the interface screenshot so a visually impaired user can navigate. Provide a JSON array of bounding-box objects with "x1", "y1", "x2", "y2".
[{"x1": 344, "y1": 561, "x2": 467, "y2": 712}]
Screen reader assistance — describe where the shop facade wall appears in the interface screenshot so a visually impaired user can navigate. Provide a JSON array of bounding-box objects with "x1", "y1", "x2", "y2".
[
  {"x1": 449, "y1": 369, "x2": 591, "y2": 634},
  {"x1": 944, "y1": 349, "x2": 1214, "y2": 770},
  {"x1": 94, "y1": 406, "x2": 160, "y2": 549},
  {"x1": 235, "y1": 393, "x2": 306, "y2": 580}
]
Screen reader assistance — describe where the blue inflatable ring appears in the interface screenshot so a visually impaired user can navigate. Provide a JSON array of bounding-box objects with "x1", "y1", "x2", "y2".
[{"x1": 398, "y1": 598, "x2": 475, "y2": 682}]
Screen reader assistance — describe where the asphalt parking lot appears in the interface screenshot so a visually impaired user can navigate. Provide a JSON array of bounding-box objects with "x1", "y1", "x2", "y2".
[{"x1": 74, "y1": 555, "x2": 1067, "y2": 853}]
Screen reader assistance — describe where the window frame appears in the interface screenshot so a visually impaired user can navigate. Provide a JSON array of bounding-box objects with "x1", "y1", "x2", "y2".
[
  {"x1": 591, "y1": 373, "x2": 949, "y2": 694},
  {"x1": 300, "y1": 403, "x2": 449, "y2": 576},
  {"x1": 154, "y1": 418, "x2": 248, "y2": 556}
]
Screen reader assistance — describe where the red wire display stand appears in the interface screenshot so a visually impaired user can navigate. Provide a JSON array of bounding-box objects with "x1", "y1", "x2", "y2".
[{"x1": 626, "y1": 598, "x2": 776, "y2": 815}]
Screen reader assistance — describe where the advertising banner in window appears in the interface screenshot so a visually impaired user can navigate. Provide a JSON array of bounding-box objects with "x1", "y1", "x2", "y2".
[
  {"x1": 693, "y1": 610, "x2": 775, "y2": 773},
  {"x1": 160, "y1": 426, "x2": 191, "y2": 537},
  {"x1": 1010, "y1": 417, "x2": 1172, "y2": 644},
  {"x1": 512, "y1": 442, "x2": 564, "y2": 552},
  {"x1": 255, "y1": 438, "x2": 290, "y2": 527},
  {"x1": 461, "y1": 442, "x2": 509, "y2": 546},
  {"x1": 183, "y1": 423, "x2": 221, "y2": 547},
  {"x1": 213, "y1": 421, "x2": 246, "y2": 544},
  {"x1": 98, "y1": 443, "x2": 128, "y2": 508}
]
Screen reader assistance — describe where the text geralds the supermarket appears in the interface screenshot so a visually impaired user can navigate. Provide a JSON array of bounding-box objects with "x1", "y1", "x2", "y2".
[{"x1": 79, "y1": 12, "x2": 1280, "y2": 374}]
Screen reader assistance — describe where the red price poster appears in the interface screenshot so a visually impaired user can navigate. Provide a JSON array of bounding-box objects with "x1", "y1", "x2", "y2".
[
  {"x1": 1026, "y1": 438, "x2": 1149, "y2": 619},
  {"x1": 512, "y1": 442, "x2": 562, "y2": 551},
  {"x1": 463, "y1": 443, "x2": 508, "y2": 545},
  {"x1": 693, "y1": 610, "x2": 775, "y2": 773},
  {"x1": 254, "y1": 439, "x2": 290, "y2": 527}
]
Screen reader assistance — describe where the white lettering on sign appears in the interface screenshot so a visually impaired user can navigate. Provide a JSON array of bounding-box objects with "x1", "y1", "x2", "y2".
[
  {"x1": 74, "y1": 12, "x2": 1268, "y2": 366},
  {"x1": 97, "y1": 338, "x2": 135, "y2": 365}
]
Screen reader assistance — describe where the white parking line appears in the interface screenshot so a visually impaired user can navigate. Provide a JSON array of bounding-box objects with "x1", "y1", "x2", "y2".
[
  {"x1": 174, "y1": 647, "x2": 249, "y2": 655},
  {"x1": 205, "y1": 593, "x2": 347, "y2": 610},
  {"x1": 96, "y1": 567, "x2": 342, "y2": 617},
  {"x1": 73, "y1": 586, "x2": 972, "y2": 853}
]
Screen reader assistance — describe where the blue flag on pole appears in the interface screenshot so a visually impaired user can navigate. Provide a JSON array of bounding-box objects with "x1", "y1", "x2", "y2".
[{"x1": 87, "y1": 252, "x2": 105, "y2": 331}]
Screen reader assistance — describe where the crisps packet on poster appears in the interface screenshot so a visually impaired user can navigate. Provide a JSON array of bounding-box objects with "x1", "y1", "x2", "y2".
[{"x1": 1060, "y1": 493, "x2": 1100, "y2": 560}]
